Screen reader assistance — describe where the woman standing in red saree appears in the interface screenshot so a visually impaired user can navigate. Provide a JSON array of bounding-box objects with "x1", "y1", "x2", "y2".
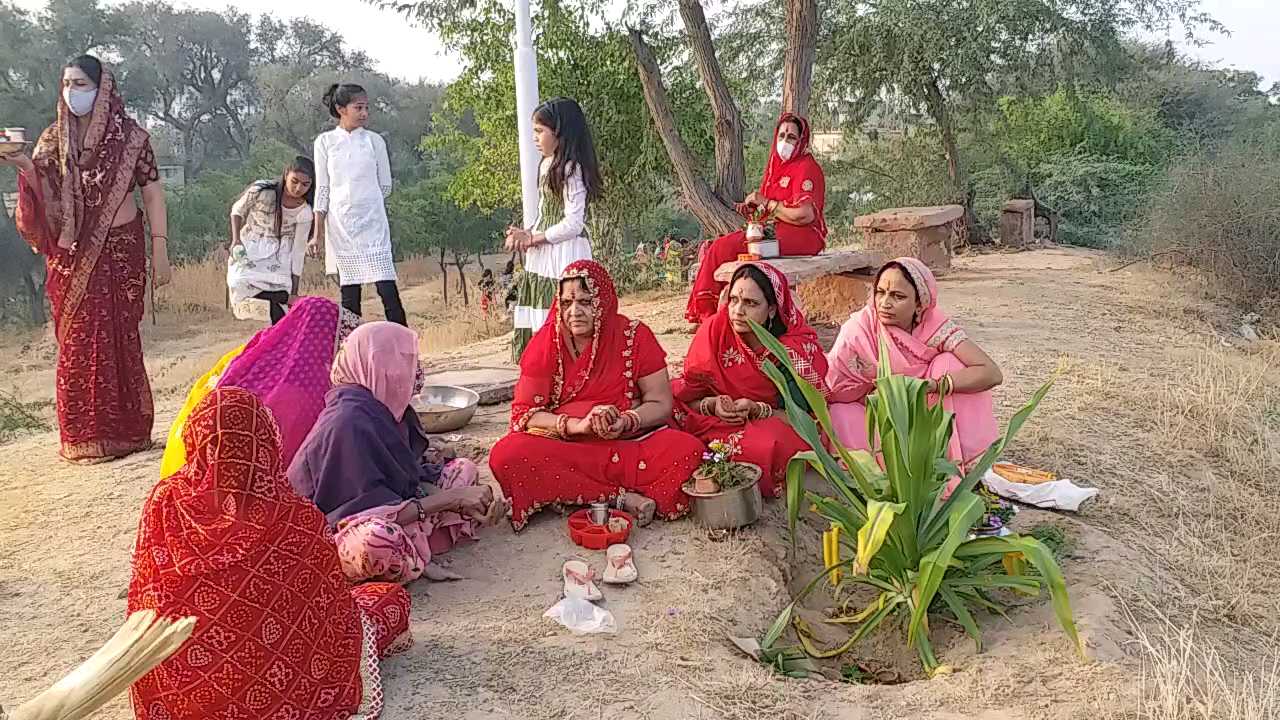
[
  {"x1": 685, "y1": 113, "x2": 827, "y2": 323},
  {"x1": 1, "y1": 55, "x2": 171, "y2": 463},
  {"x1": 489, "y1": 260, "x2": 704, "y2": 531},
  {"x1": 674, "y1": 263, "x2": 830, "y2": 498}
]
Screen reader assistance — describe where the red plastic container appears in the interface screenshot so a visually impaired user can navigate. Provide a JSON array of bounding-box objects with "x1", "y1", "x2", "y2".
[{"x1": 567, "y1": 509, "x2": 634, "y2": 550}]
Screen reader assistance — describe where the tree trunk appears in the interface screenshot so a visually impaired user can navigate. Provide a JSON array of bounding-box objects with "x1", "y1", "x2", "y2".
[
  {"x1": 781, "y1": 0, "x2": 818, "y2": 117},
  {"x1": 676, "y1": 0, "x2": 745, "y2": 203},
  {"x1": 922, "y1": 77, "x2": 988, "y2": 244},
  {"x1": 453, "y1": 255, "x2": 469, "y2": 306},
  {"x1": 627, "y1": 29, "x2": 741, "y2": 237},
  {"x1": 438, "y1": 246, "x2": 449, "y2": 304},
  {"x1": 182, "y1": 128, "x2": 197, "y2": 181}
]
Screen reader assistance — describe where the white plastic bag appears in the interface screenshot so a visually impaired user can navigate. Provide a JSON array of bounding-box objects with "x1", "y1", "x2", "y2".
[
  {"x1": 544, "y1": 597, "x2": 617, "y2": 634},
  {"x1": 982, "y1": 469, "x2": 1099, "y2": 512}
]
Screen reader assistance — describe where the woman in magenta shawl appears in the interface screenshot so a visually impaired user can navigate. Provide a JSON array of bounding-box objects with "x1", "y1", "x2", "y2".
[
  {"x1": 825, "y1": 257, "x2": 1003, "y2": 468},
  {"x1": 289, "y1": 322, "x2": 504, "y2": 585}
]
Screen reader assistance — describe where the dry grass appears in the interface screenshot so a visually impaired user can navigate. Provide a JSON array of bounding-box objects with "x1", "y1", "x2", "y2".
[
  {"x1": 1012, "y1": 290, "x2": 1280, "y2": 656},
  {"x1": 1110, "y1": 598, "x2": 1280, "y2": 720},
  {"x1": 154, "y1": 253, "x2": 511, "y2": 351}
]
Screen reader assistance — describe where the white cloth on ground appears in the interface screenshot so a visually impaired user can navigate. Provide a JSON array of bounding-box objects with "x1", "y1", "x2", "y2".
[
  {"x1": 313, "y1": 126, "x2": 396, "y2": 284},
  {"x1": 981, "y1": 469, "x2": 1099, "y2": 512}
]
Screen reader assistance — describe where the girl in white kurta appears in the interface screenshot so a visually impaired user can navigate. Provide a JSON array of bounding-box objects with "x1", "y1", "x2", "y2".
[
  {"x1": 226, "y1": 156, "x2": 315, "y2": 324},
  {"x1": 504, "y1": 97, "x2": 604, "y2": 361},
  {"x1": 313, "y1": 83, "x2": 407, "y2": 326}
]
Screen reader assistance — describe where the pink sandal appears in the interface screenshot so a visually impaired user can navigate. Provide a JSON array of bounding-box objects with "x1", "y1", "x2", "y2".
[
  {"x1": 602, "y1": 544, "x2": 638, "y2": 585},
  {"x1": 562, "y1": 560, "x2": 603, "y2": 601}
]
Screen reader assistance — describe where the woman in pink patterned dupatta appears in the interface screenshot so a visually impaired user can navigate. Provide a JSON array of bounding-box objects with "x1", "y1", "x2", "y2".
[{"x1": 825, "y1": 257, "x2": 1003, "y2": 467}]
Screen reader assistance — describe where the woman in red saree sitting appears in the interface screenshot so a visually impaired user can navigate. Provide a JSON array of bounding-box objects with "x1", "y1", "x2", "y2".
[
  {"x1": 128, "y1": 387, "x2": 412, "y2": 720},
  {"x1": 1, "y1": 55, "x2": 171, "y2": 463},
  {"x1": 685, "y1": 113, "x2": 827, "y2": 323},
  {"x1": 674, "y1": 262, "x2": 829, "y2": 498},
  {"x1": 489, "y1": 260, "x2": 704, "y2": 531}
]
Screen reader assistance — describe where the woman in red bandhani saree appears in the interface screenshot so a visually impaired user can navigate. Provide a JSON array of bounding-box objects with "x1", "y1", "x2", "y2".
[
  {"x1": 2, "y1": 55, "x2": 172, "y2": 463},
  {"x1": 128, "y1": 387, "x2": 412, "y2": 720},
  {"x1": 673, "y1": 262, "x2": 829, "y2": 498},
  {"x1": 684, "y1": 113, "x2": 827, "y2": 323},
  {"x1": 489, "y1": 260, "x2": 704, "y2": 531}
]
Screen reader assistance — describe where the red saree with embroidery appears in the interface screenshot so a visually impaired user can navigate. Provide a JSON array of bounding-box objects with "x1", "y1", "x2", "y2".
[
  {"x1": 15, "y1": 68, "x2": 156, "y2": 461},
  {"x1": 128, "y1": 388, "x2": 412, "y2": 720},
  {"x1": 489, "y1": 260, "x2": 703, "y2": 531},
  {"x1": 685, "y1": 113, "x2": 828, "y2": 323},
  {"x1": 673, "y1": 262, "x2": 830, "y2": 498}
]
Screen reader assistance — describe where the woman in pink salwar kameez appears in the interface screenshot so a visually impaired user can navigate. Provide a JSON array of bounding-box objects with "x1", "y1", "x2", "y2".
[{"x1": 825, "y1": 257, "x2": 1003, "y2": 468}]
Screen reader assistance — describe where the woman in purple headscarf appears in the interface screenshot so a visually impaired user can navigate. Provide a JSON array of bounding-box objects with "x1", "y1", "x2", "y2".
[{"x1": 289, "y1": 322, "x2": 505, "y2": 585}]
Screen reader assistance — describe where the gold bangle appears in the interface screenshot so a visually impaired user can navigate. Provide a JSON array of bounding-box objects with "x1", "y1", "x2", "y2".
[{"x1": 555, "y1": 413, "x2": 571, "y2": 438}]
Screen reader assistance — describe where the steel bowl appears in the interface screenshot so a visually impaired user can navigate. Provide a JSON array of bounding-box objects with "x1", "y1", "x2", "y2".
[
  {"x1": 682, "y1": 463, "x2": 764, "y2": 530},
  {"x1": 412, "y1": 385, "x2": 480, "y2": 433}
]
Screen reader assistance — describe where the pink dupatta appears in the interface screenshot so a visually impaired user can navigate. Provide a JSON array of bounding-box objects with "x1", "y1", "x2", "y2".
[{"x1": 825, "y1": 257, "x2": 996, "y2": 464}]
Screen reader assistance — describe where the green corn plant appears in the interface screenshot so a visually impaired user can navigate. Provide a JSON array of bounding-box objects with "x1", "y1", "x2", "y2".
[{"x1": 748, "y1": 320, "x2": 1082, "y2": 675}]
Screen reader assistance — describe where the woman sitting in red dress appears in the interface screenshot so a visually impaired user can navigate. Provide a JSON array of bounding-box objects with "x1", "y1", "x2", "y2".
[
  {"x1": 685, "y1": 113, "x2": 827, "y2": 323},
  {"x1": 489, "y1": 260, "x2": 704, "y2": 531},
  {"x1": 128, "y1": 387, "x2": 412, "y2": 720},
  {"x1": 674, "y1": 262, "x2": 829, "y2": 498}
]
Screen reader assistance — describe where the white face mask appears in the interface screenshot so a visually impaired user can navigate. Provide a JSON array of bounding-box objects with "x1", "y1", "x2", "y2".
[
  {"x1": 776, "y1": 139, "x2": 796, "y2": 161},
  {"x1": 63, "y1": 88, "x2": 97, "y2": 117}
]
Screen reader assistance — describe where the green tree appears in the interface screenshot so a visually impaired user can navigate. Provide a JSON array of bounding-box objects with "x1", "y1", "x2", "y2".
[
  {"x1": 820, "y1": 0, "x2": 1217, "y2": 240},
  {"x1": 387, "y1": 174, "x2": 503, "y2": 305},
  {"x1": 117, "y1": 1, "x2": 255, "y2": 177}
]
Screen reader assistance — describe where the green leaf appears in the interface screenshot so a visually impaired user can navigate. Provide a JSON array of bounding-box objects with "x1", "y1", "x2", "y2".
[
  {"x1": 854, "y1": 500, "x2": 906, "y2": 575},
  {"x1": 924, "y1": 378, "x2": 1055, "y2": 545},
  {"x1": 762, "y1": 602, "x2": 794, "y2": 651},
  {"x1": 784, "y1": 455, "x2": 809, "y2": 546},
  {"x1": 1007, "y1": 536, "x2": 1084, "y2": 658},
  {"x1": 938, "y1": 585, "x2": 983, "y2": 651},
  {"x1": 908, "y1": 491, "x2": 984, "y2": 645}
]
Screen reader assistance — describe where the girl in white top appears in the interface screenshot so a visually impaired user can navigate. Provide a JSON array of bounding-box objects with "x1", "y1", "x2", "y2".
[
  {"x1": 227, "y1": 156, "x2": 315, "y2": 324},
  {"x1": 312, "y1": 83, "x2": 407, "y2": 326},
  {"x1": 504, "y1": 97, "x2": 604, "y2": 360}
]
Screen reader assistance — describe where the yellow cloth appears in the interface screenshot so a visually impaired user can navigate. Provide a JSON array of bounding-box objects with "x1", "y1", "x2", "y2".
[{"x1": 159, "y1": 344, "x2": 246, "y2": 478}]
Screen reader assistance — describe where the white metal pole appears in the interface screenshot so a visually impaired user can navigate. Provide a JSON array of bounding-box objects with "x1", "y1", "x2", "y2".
[{"x1": 513, "y1": 0, "x2": 541, "y2": 230}]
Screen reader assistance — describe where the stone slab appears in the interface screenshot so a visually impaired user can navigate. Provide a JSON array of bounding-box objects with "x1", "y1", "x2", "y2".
[
  {"x1": 711, "y1": 250, "x2": 882, "y2": 284},
  {"x1": 423, "y1": 367, "x2": 518, "y2": 406},
  {"x1": 854, "y1": 205, "x2": 964, "y2": 231},
  {"x1": 861, "y1": 225, "x2": 953, "y2": 273},
  {"x1": 1003, "y1": 199, "x2": 1035, "y2": 212}
]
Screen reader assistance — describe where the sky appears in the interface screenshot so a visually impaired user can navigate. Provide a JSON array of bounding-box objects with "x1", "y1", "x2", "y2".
[{"x1": 12, "y1": 0, "x2": 1280, "y2": 89}]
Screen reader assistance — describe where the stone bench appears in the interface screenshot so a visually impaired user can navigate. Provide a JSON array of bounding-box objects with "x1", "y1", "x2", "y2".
[
  {"x1": 696, "y1": 250, "x2": 883, "y2": 323},
  {"x1": 854, "y1": 205, "x2": 962, "y2": 272}
]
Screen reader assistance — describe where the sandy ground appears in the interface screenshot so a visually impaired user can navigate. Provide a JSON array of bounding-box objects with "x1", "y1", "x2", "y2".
[{"x1": 1, "y1": 247, "x2": 1275, "y2": 719}]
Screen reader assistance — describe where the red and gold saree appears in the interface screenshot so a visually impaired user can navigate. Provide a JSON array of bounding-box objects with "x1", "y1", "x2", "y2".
[
  {"x1": 674, "y1": 262, "x2": 830, "y2": 497},
  {"x1": 15, "y1": 67, "x2": 157, "y2": 461},
  {"x1": 489, "y1": 260, "x2": 704, "y2": 530},
  {"x1": 685, "y1": 113, "x2": 828, "y2": 323}
]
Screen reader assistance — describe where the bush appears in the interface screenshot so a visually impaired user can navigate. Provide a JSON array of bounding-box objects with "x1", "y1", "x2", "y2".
[
  {"x1": 1129, "y1": 122, "x2": 1280, "y2": 300},
  {"x1": 996, "y1": 90, "x2": 1173, "y2": 169},
  {"x1": 973, "y1": 153, "x2": 1157, "y2": 248}
]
